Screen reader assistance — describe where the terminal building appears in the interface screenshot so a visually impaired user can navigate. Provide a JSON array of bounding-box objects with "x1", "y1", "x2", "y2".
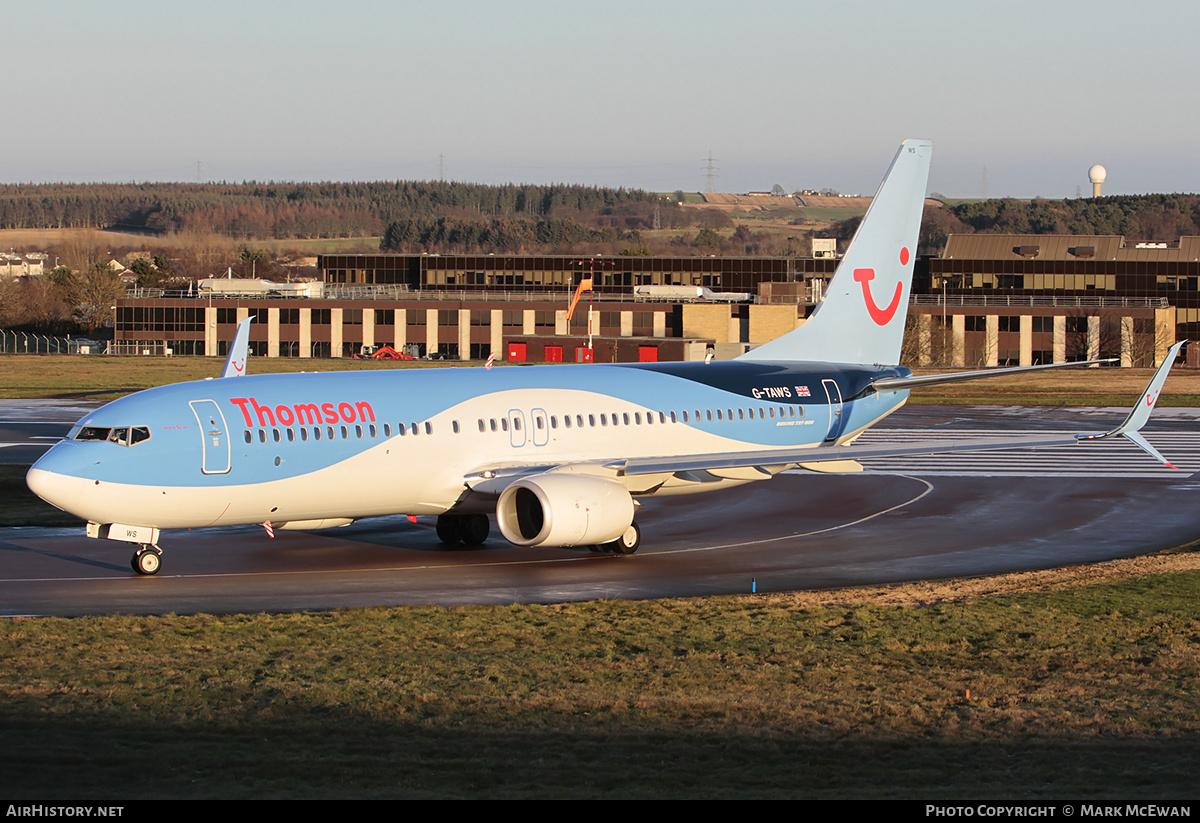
[
  {"x1": 919, "y1": 234, "x2": 1194, "y2": 368},
  {"x1": 113, "y1": 238, "x2": 1200, "y2": 367}
]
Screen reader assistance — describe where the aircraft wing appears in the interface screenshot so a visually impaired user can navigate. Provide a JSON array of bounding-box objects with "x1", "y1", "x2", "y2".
[
  {"x1": 617, "y1": 341, "x2": 1188, "y2": 477},
  {"x1": 459, "y1": 343, "x2": 1186, "y2": 498},
  {"x1": 614, "y1": 433, "x2": 1091, "y2": 476},
  {"x1": 867, "y1": 358, "x2": 1115, "y2": 392}
]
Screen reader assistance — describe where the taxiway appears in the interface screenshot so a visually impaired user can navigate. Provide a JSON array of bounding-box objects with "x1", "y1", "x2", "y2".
[{"x1": 2, "y1": 404, "x2": 1197, "y2": 617}]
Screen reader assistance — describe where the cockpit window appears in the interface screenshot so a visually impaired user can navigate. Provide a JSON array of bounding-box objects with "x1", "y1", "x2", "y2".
[{"x1": 74, "y1": 425, "x2": 150, "y2": 446}]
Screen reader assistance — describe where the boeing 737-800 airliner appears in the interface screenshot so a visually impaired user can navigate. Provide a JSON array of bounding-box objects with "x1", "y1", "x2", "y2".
[{"x1": 26, "y1": 140, "x2": 1186, "y2": 574}]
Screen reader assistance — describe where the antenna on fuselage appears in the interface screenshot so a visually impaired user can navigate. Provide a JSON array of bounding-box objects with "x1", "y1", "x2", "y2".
[{"x1": 220, "y1": 317, "x2": 254, "y2": 378}]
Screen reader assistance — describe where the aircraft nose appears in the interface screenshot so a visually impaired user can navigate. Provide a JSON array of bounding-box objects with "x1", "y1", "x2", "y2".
[
  {"x1": 26, "y1": 465, "x2": 78, "y2": 514},
  {"x1": 27, "y1": 445, "x2": 87, "y2": 516}
]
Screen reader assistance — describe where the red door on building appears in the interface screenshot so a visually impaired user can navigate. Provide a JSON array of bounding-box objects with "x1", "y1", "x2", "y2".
[
  {"x1": 545, "y1": 345, "x2": 563, "y2": 362},
  {"x1": 508, "y1": 342, "x2": 527, "y2": 362},
  {"x1": 638, "y1": 346, "x2": 659, "y2": 362},
  {"x1": 575, "y1": 347, "x2": 593, "y2": 363}
]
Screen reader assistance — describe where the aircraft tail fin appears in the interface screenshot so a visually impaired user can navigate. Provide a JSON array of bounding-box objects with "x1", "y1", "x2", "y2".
[
  {"x1": 739, "y1": 139, "x2": 932, "y2": 365},
  {"x1": 219, "y1": 317, "x2": 253, "y2": 378}
]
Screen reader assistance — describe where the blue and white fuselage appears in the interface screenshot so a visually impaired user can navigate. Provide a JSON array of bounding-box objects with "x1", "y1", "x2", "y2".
[{"x1": 28, "y1": 359, "x2": 910, "y2": 532}]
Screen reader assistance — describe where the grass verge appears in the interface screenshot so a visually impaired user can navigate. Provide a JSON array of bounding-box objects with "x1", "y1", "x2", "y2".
[
  {"x1": 2, "y1": 354, "x2": 1199, "y2": 405},
  {"x1": 0, "y1": 563, "x2": 1197, "y2": 799},
  {"x1": 905, "y1": 366, "x2": 1200, "y2": 406},
  {"x1": 0, "y1": 354, "x2": 462, "y2": 401}
]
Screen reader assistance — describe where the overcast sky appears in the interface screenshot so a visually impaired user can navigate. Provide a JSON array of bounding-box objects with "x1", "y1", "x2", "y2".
[{"x1": 6, "y1": 0, "x2": 1197, "y2": 197}]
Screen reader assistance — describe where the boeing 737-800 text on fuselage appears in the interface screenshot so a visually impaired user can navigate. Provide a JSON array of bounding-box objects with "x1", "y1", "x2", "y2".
[{"x1": 26, "y1": 140, "x2": 1185, "y2": 574}]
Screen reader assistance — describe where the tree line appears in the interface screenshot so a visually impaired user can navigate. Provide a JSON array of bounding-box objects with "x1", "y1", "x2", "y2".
[
  {"x1": 821, "y1": 194, "x2": 1200, "y2": 258},
  {"x1": 941, "y1": 194, "x2": 1200, "y2": 243},
  {"x1": 0, "y1": 180, "x2": 674, "y2": 240}
]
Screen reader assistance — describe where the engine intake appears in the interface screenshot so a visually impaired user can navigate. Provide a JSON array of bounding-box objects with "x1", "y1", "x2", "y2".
[{"x1": 496, "y1": 473, "x2": 634, "y2": 547}]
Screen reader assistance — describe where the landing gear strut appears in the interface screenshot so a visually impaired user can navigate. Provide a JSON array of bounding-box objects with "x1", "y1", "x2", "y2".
[
  {"x1": 436, "y1": 514, "x2": 491, "y2": 547},
  {"x1": 132, "y1": 544, "x2": 162, "y2": 575}
]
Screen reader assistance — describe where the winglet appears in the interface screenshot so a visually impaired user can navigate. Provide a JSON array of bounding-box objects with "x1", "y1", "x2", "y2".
[
  {"x1": 1080, "y1": 341, "x2": 1186, "y2": 466},
  {"x1": 220, "y1": 317, "x2": 254, "y2": 378}
]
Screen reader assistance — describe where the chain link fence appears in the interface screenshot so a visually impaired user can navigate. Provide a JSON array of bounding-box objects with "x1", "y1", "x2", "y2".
[{"x1": 0, "y1": 330, "x2": 108, "y2": 354}]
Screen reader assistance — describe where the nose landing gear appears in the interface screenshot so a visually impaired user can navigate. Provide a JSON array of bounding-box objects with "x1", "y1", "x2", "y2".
[{"x1": 132, "y1": 545, "x2": 162, "y2": 575}]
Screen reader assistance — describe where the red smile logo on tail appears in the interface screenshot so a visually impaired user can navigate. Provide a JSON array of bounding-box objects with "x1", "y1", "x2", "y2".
[{"x1": 853, "y1": 247, "x2": 910, "y2": 326}]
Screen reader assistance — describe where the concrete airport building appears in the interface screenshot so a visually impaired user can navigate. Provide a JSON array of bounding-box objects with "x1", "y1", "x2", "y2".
[{"x1": 114, "y1": 239, "x2": 1199, "y2": 367}]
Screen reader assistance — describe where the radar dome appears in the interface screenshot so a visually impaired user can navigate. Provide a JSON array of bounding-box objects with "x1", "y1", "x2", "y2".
[{"x1": 1088, "y1": 164, "x2": 1107, "y2": 183}]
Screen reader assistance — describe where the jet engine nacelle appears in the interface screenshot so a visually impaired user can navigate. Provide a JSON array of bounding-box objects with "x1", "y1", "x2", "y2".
[{"x1": 496, "y1": 473, "x2": 634, "y2": 547}]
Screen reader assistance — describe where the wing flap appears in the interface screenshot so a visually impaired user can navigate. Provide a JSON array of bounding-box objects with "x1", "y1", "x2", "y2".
[{"x1": 617, "y1": 434, "x2": 1086, "y2": 477}]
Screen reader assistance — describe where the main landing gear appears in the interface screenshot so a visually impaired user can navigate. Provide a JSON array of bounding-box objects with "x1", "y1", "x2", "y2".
[
  {"x1": 132, "y1": 544, "x2": 162, "y2": 575},
  {"x1": 590, "y1": 521, "x2": 641, "y2": 555},
  {"x1": 436, "y1": 513, "x2": 491, "y2": 547}
]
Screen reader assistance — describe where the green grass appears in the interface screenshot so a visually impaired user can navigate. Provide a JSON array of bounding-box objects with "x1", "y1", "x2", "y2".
[
  {"x1": 0, "y1": 354, "x2": 468, "y2": 401},
  {"x1": 906, "y1": 366, "x2": 1200, "y2": 407},
  {"x1": 3, "y1": 354, "x2": 1198, "y2": 405},
  {"x1": 267, "y1": 236, "x2": 383, "y2": 253},
  {"x1": 1, "y1": 569, "x2": 1197, "y2": 798},
  {"x1": 799, "y1": 206, "x2": 868, "y2": 222}
]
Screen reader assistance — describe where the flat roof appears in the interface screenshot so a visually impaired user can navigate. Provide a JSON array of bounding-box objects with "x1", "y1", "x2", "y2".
[{"x1": 943, "y1": 234, "x2": 1200, "y2": 262}]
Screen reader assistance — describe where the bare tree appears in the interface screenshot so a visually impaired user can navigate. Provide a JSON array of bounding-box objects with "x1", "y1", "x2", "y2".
[{"x1": 67, "y1": 263, "x2": 127, "y2": 333}]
